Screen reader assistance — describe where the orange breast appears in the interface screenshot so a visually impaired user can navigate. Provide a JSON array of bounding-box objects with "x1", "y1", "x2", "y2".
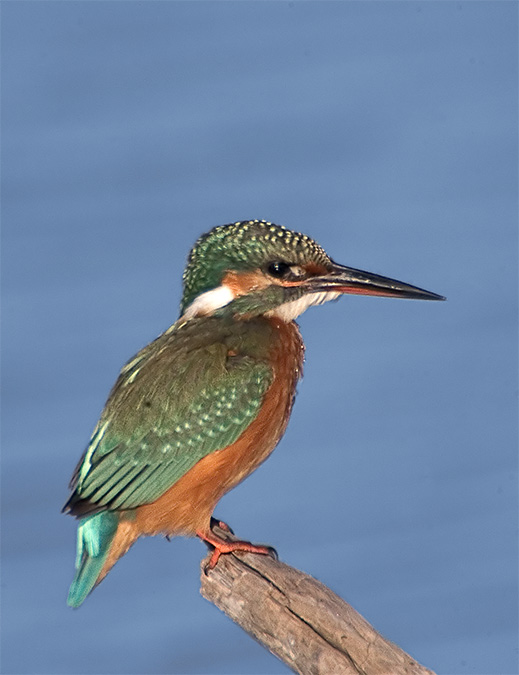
[
  {"x1": 98, "y1": 318, "x2": 304, "y2": 583},
  {"x1": 134, "y1": 317, "x2": 304, "y2": 538}
]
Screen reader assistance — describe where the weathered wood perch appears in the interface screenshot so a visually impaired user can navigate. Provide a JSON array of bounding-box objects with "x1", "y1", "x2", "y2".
[{"x1": 200, "y1": 527, "x2": 436, "y2": 675}]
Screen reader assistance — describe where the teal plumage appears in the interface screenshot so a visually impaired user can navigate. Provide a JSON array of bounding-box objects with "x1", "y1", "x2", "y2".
[
  {"x1": 63, "y1": 220, "x2": 444, "y2": 607},
  {"x1": 67, "y1": 512, "x2": 119, "y2": 608},
  {"x1": 180, "y1": 220, "x2": 330, "y2": 312},
  {"x1": 64, "y1": 315, "x2": 275, "y2": 518}
]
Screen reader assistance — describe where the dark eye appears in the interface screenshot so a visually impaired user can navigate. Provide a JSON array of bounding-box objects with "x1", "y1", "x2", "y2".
[{"x1": 266, "y1": 261, "x2": 292, "y2": 279}]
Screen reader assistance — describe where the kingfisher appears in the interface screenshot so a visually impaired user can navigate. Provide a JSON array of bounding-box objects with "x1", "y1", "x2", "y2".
[{"x1": 63, "y1": 219, "x2": 444, "y2": 607}]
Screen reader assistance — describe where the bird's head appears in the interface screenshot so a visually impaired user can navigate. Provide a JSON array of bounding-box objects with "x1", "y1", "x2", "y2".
[{"x1": 180, "y1": 220, "x2": 444, "y2": 322}]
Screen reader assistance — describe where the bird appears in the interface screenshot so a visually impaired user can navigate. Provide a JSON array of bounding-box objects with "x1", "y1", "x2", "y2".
[{"x1": 63, "y1": 219, "x2": 444, "y2": 607}]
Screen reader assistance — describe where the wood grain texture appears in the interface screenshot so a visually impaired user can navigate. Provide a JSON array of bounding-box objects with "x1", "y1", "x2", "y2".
[{"x1": 200, "y1": 528, "x2": 436, "y2": 675}]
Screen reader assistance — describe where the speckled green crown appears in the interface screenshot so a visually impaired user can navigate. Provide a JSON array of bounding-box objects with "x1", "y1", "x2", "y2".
[{"x1": 180, "y1": 220, "x2": 331, "y2": 312}]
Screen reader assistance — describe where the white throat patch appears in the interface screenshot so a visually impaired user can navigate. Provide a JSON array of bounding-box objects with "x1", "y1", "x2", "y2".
[
  {"x1": 182, "y1": 285, "x2": 340, "y2": 322},
  {"x1": 267, "y1": 291, "x2": 340, "y2": 322},
  {"x1": 182, "y1": 285, "x2": 235, "y2": 319}
]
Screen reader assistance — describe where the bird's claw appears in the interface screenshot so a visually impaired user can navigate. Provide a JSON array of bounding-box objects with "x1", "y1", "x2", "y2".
[
  {"x1": 198, "y1": 528, "x2": 278, "y2": 573},
  {"x1": 264, "y1": 544, "x2": 278, "y2": 561},
  {"x1": 210, "y1": 516, "x2": 235, "y2": 535}
]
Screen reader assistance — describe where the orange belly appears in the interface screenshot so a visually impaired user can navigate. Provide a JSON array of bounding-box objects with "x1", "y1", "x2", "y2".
[{"x1": 99, "y1": 318, "x2": 304, "y2": 580}]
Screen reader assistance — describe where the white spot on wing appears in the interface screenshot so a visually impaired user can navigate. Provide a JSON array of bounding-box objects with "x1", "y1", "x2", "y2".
[
  {"x1": 79, "y1": 421, "x2": 110, "y2": 485},
  {"x1": 121, "y1": 353, "x2": 145, "y2": 375}
]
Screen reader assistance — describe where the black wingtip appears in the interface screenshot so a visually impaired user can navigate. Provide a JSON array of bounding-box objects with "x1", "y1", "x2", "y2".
[{"x1": 62, "y1": 493, "x2": 103, "y2": 518}]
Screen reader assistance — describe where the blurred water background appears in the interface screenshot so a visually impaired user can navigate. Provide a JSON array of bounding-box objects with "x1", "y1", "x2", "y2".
[{"x1": 1, "y1": 3, "x2": 517, "y2": 674}]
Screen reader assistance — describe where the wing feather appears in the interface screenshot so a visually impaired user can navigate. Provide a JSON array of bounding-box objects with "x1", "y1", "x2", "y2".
[{"x1": 64, "y1": 317, "x2": 274, "y2": 516}]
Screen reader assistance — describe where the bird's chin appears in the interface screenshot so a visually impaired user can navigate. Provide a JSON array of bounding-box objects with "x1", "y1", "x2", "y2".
[{"x1": 266, "y1": 291, "x2": 341, "y2": 322}]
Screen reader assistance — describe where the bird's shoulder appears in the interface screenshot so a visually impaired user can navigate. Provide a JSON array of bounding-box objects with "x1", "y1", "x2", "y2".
[{"x1": 64, "y1": 315, "x2": 279, "y2": 515}]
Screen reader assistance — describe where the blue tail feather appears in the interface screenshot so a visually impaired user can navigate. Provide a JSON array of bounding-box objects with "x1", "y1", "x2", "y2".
[{"x1": 67, "y1": 512, "x2": 118, "y2": 608}]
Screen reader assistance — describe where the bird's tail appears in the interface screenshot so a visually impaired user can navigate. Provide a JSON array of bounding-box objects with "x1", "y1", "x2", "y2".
[{"x1": 67, "y1": 511, "x2": 119, "y2": 608}]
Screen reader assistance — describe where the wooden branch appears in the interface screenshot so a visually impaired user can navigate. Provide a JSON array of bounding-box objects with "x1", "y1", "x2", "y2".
[{"x1": 200, "y1": 527, "x2": 436, "y2": 675}]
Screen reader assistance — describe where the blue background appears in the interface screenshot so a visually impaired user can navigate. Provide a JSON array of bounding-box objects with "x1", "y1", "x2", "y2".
[{"x1": 2, "y1": 2, "x2": 517, "y2": 674}]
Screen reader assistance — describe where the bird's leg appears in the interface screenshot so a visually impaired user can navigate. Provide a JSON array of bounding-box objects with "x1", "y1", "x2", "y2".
[
  {"x1": 197, "y1": 528, "x2": 278, "y2": 573},
  {"x1": 210, "y1": 516, "x2": 234, "y2": 535}
]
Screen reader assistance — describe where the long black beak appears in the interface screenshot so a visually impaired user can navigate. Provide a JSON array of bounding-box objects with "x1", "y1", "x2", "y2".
[{"x1": 309, "y1": 262, "x2": 445, "y2": 301}]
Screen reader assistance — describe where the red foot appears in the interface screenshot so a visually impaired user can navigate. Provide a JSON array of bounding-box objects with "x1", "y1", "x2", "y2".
[{"x1": 197, "y1": 529, "x2": 277, "y2": 572}]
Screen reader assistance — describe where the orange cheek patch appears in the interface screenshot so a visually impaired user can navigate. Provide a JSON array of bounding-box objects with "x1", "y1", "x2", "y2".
[
  {"x1": 222, "y1": 263, "x2": 331, "y2": 293},
  {"x1": 222, "y1": 270, "x2": 271, "y2": 296}
]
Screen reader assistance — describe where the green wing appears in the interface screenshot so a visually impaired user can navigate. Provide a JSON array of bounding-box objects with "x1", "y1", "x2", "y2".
[{"x1": 66, "y1": 317, "x2": 273, "y2": 515}]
